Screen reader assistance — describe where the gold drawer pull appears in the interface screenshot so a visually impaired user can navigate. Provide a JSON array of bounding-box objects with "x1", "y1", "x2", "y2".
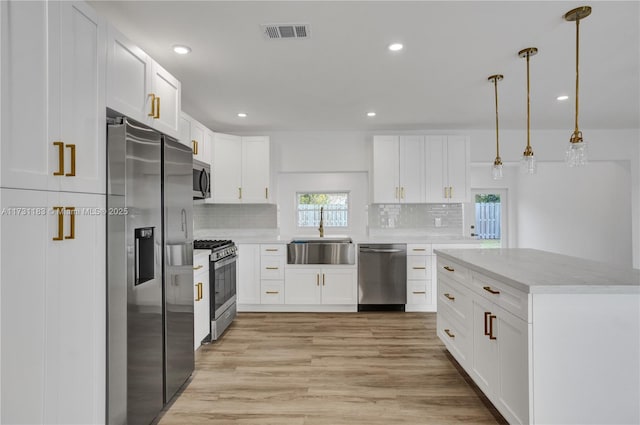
[
  {"x1": 265, "y1": 187, "x2": 269, "y2": 199},
  {"x1": 193, "y1": 265, "x2": 203, "y2": 271},
  {"x1": 444, "y1": 293, "x2": 455, "y2": 301},
  {"x1": 483, "y1": 286, "x2": 500, "y2": 295},
  {"x1": 489, "y1": 314, "x2": 497, "y2": 340},
  {"x1": 265, "y1": 290, "x2": 279, "y2": 294},
  {"x1": 412, "y1": 248, "x2": 426, "y2": 252},
  {"x1": 265, "y1": 267, "x2": 279, "y2": 270},
  {"x1": 65, "y1": 144, "x2": 76, "y2": 177},
  {"x1": 444, "y1": 329, "x2": 455, "y2": 338},
  {"x1": 64, "y1": 207, "x2": 75, "y2": 240},
  {"x1": 412, "y1": 291, "x2": 426, "y2": 294},
  {"x1": 52, "y1": 206, "x2": 64, "y2": 241},
  {"x1": 443, "y1": 266, "x2": 455, "y2": 272},
  {"x1": 412, "y1": 266, "x2": 426, "y2": 270},
  {"x1": 265, "y1": 248, "x2": 279, "y2": 252},
  {"x1": 53, "y1": 141, "x2": 65, "y2": 176}
]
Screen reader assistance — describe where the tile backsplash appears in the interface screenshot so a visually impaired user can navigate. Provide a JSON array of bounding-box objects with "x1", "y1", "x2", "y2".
[
  {"x1": 368, "y1": 203, "x2": 463, "y2": 236},
  {"x1": 193, "y1": 204, "x2": 277, "y2": 230}
]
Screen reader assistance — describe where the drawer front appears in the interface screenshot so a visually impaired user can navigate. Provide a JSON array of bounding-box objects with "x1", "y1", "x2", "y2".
[
  {"x1": 407, "y1": 256, "x2": 430, "y2": 280},
  {"x1": 261, "y1": 257, "x2": 285, "y2": 280},
  {"x1": 407, "y1": 244, "x2": 432, "y2": 255},
  {"x1": 407, "y1": 281, "x2": 431, "y2": 305},
  {"x1": 261, "y1": 244, "x2": 285, "y2": 256},
  {"x1": 437, "y1": 309, "x2": 471, "y2": 366},
  {"x1": 261, "y1": 281, "x2": 284, "y2": 304},
  {"x1": 438, "y1": 275, "x2": 472, "y2": 326},
  {"x1": 193, "y1": 253, "x2": 210, "y2": 273},
  {"x1": 437, "y1": 257, "x2": 470, "y2": 285},
  {"x1": 470, "y1": 271, "x2": 529, "y2": 322}
]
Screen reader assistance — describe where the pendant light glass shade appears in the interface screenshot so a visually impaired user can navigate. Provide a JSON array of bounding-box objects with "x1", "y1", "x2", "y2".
[
  {"x1": 488, "y1": 74, "x2": 504, "y2": 180},
  {"x1": 519, "y1": 47, "x2": 538, "y2": 175},
  {"x1": 565, "y1": 6, "x2": 591, "y2": 167}
]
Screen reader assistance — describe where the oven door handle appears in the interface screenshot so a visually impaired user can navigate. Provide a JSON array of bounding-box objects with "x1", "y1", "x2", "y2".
[{"x1": 214, "y1": 254, "x2": 237, "y2": 270}]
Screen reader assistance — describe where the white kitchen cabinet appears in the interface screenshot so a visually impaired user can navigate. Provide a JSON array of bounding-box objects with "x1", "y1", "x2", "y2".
[
  {"x1": 405, "y1": 243, "x2": 434, "y2": 312},
  {"x1": 180, "y1": 112, "x2": 209, "y2": 161},
  {"x1": 1, "y1": 0, "x2": 106, "y2": 194},
  {"x1": 372, "y1": 135, "x2": 425, "y2": 203},
  {"x1": 1, "y1": 188, "x2": 105, "y2": 425},
  {"x1": 106, "y1": 24, "x2": 181, "y2": 140},
  {"x1": 426, "y1": 135, "x2": 470, "y2": 203},
  {"x1": 284, "y1": 266, "x2": 357, "y2": 305},
  {"x1": 193, "y1": 252, "x2": 210, "y2": 349},
  {"x1": 209, "y1": 134, "x2": 270, "y2": 204},
  {"x1": 237, "y1": 244, "x2": 261, "y2": 306}
]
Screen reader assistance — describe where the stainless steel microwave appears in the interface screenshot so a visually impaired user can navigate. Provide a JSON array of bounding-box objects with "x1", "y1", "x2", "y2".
[{"x1": 193, "y1": 159, "x2": 211, "y2": 199}]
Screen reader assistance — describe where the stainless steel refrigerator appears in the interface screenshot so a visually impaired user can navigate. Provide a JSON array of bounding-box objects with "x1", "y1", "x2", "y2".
[{"x1": 107, "y1": 114, "x2": 194, "y2": 425}]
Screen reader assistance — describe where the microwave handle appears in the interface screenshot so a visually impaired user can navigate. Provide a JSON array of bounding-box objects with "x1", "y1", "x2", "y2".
[{"x1": 199, "y1": 169, "x2": 209, "y2": 197}]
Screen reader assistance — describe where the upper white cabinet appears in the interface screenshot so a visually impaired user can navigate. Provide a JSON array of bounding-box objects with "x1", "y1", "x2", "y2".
[
  {"x1": 1, "y1": 0, "x2": 106, "y2": 194},
  {"x1": 179, "y1": 112, "x2": 210, "y2": 159},
  {"x1": 372, "y1": 136, "x2": 425, "y2": 203},
  {"x1": 426, "y1": 135, "x2": 470, "y2": 203},
  {"x1": 106, "y1": 24, "x2": 181, "y2": 139},
  {"x1": 209, "y1": 134, "x2": 270, "y2": 204}
]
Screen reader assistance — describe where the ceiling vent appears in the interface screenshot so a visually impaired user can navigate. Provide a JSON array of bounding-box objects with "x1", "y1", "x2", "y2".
[{"x1": 261, "y1": 24, "x2": 311, "y2": 40}]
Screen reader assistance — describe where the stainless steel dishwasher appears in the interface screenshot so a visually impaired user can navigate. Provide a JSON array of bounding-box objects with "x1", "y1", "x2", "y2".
[{"x1": 358, "y1": 244, "x2": 406, "y2": 311}]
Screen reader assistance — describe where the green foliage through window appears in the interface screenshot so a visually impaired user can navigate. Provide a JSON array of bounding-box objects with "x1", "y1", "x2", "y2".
[{"x1": 297, "y1": 192, "x2": 348, "y2": 227}]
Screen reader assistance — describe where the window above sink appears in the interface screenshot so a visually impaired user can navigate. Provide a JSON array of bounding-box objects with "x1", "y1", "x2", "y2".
[{"x1": 296, "y1": 192, "x2": 349, "y2": 228}]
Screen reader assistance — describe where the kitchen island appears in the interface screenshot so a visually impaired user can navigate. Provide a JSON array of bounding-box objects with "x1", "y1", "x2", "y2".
[{"x1": 434, "y1": 248, "x2": 640, "y2": 425}]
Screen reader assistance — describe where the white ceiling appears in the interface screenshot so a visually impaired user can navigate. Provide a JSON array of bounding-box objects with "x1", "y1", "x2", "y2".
[{"x1": 90, "y1": 1, "x2": 639, "y2": 133}]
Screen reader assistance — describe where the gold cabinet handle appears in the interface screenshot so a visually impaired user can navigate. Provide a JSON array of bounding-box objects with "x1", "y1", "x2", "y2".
[
  {"x1": 449, "y1": 186, "x2": 453, "y2": 198},
  {"x1": 265, "y1": 290, "x2": 279, "y2": 294},
  {"x1": 412, "y1": 291, "x2": 426, "y2": 294},
  {"x1": 443, "y1": 266, "x2": 455, "y2": 272},
  {"x1": 65, "y1": 144, "x2": 76, "y2": 177},
  {"x1": 265, "y1": 187, "x2": 269, "y2": 199},
  {"x1": 148, "y1": 93, "x2": 156, "y2": 117},
  {"x1": 200, "y1": 283, "x2": 204, "y2": 301},
  {"x1": 412, "y1": 266, "x2": 426, "y2": 270},
  {"x1": 400, "y1": 187, "x2": 405, "y2": 199},
  {"x1": 444, "y1": 329, "x2": 455, "y2": 338},
  {"x1": 154, "y1": 96, "x2": 160, "y2": 119},
  {"x1": 192, "y1": 140, "x2": 198, "y2": 155},
  {"x1": 53, "y1": 141, "x2": 65, "y2": 176},
  {"x1": 322, "y1": 273, "x2": 325, "y2": 286},
  {"x1": 52, "y1": 206, "x2": 64, "y2": 241},
  {"x1": 444, "y1": 293, "x2": 455, "y2": 301},
  {"x1": 444, "y1": 187, "x2": 448, "y2": 198},
  {"x1": 238, "y1": 187, "x2": 242, "y2": 200},
  {"x1": 316, "y1": 274, "x2": 320, "y2": 286},
  {"x1": 265, "y1": 248, "x2": 279, "y2": 252},
  {"x1": 488, "y1": 314, "x2": 497, "y2": 340},
  {"x1": 194, "y1": 284, "x2": 199, "y2": 301},
  {"x1": 395, "y1": 187, "x2": 399, "y2": 199},
  {"x1": 265, "y1": 267, "x2": 279, "y2": 270},
  {"x1": 193, "y1": 265, "x2": 203, "y2": 271},
  {"x1": 412, "y1": 248, "x2": 426, "y2": 252},
  {"x1": 64, "y1": 207, "x2": 75, "y2": 240},
  {"x1": 483, "y1": 286, "x2": 500, "y2": 295},
  {"x1": 484, "y1": 311, "x2": 491, "y2": 336}
]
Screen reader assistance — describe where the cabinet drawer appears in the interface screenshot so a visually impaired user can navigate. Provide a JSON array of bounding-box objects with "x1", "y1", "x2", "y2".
[
  {"x1": 261, "y1": 282, "x2": 284, "y2": 304},
  {"x1": 407, "y1": 256, "x2": 430, "y2": 280},
  {"x1": 407, "y1": 244, "x2": 432, "y2": 255},
  {"x1": 438, "y1": 275, "x2": 472, "y2": 325},
  {"x1": 261, "y1": 257, "x2": 285, "y2": 280},
  {"x1": 437, "y1": 309, "x2": 471, "y2": 366},
  {"x1": 193, "y1": 252, "x2": 210, "y2": 273},
  {"x1": 437, "y1": 257, "x2": 470, "y2": 285},
  {"x1": 261, "y1": 244, "x2": 285, "y2": 256},
  {"x1": 470, "y1": 272, "x2": 529, "y2": 322},
  {"x1": 407, "y1": 281, "x2": 431, "y2": 305}
]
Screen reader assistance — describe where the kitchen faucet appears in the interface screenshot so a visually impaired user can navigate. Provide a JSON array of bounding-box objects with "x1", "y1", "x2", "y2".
[{"x1": 318, "y1": 207, "x2": 324, "y2": 237}]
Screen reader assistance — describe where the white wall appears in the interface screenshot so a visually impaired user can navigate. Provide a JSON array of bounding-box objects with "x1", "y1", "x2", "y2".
[{"x1": 237, "y1": 128, "x2": 639, "y2": 268}]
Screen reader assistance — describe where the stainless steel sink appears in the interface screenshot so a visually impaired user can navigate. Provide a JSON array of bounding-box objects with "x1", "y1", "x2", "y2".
[{"x1": 287, "y1": 238, "x2": 355, "y2": 264}]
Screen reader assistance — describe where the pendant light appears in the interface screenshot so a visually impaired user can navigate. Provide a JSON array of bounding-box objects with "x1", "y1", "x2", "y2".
[
  {"x1": 488, "y1": 74, "x2": 504, "y2": 180},
  {"x1": 519, "y1": 47, "x2": 538, "y2": 175},
  {"x1": 564, "y1": 6, "x2": 592, "y2": 167}
]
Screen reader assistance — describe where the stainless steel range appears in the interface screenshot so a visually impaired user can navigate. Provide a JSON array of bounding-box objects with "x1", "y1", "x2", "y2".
[{"x1": 193, "y1": 240, "x2": 237, "y2": 340}]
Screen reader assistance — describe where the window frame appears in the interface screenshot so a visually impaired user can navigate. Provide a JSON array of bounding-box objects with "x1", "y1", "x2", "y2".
[{"x1": 295, "y1": 191, "x2": 350, "y2": 230}]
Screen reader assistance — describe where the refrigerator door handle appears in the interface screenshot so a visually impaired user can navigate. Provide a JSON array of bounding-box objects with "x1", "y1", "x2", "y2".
[{"x1": 181, "y1": 208, "x2": 188, "y2": 239}]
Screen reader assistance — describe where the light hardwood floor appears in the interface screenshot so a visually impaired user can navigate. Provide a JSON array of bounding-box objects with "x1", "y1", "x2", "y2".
[{"x1": 158, "y1": 312, "x2": 506, "y2": 425}]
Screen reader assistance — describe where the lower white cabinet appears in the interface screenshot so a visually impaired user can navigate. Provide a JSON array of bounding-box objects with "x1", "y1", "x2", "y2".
[
  {"x1": 193, "y1": 252, "x2": 210, "y2": 350},
  {"x1": 405, "y1": 244, "x2": 433, "y2": 311},
  {"x1": 1, "y1": 188, "x2": 105, "y2": 425},
  {"x1": 284, "y1": 267, "x2": 357, "y2": 305},
  {"x1": 237, "y1": 244, "x2": 261, "y2": 305}
]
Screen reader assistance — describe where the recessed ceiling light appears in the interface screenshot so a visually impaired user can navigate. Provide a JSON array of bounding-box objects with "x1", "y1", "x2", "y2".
[
  {"x1": 237, "y1": 112, "x2": 247, "y2": 118},
  {"x1": 388, "y1": 43, "x2": 403, "y2": 52},
  {"x1": 557, "y1": 95, "x2": 569, "y2": 101},
  {"x1": 172, "y1": 45, "x2": 192, "y2": 55},
  {"x1": 367, "y1": 112, "x2": 376, "y2": 117}
]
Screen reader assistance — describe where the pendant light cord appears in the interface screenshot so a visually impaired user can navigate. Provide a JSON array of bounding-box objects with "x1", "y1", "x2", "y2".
[
  {"x1": 574, "y1": 18, "x2": 580, "y2": 133},
  {"x1": 494, "y1": 78, "x2": 500, "y2": 160},
  {"x1": 526, "y1": 53, "x2": 531, "y2": 150}
]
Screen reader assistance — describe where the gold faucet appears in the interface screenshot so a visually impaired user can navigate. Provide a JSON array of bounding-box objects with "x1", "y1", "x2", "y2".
[{"x1": 318, "y1": 206, "x2": 324, "y2": 238}]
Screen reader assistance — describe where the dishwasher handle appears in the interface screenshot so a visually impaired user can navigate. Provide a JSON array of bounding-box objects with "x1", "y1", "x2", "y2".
[{"x1": 359, "y1": 248, "x2": 404, "y2": 253}]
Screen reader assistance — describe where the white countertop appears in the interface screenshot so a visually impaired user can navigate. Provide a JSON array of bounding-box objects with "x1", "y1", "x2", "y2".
[{"x1": 435, "y1": 248, "x2": 640, "y2": 294}]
